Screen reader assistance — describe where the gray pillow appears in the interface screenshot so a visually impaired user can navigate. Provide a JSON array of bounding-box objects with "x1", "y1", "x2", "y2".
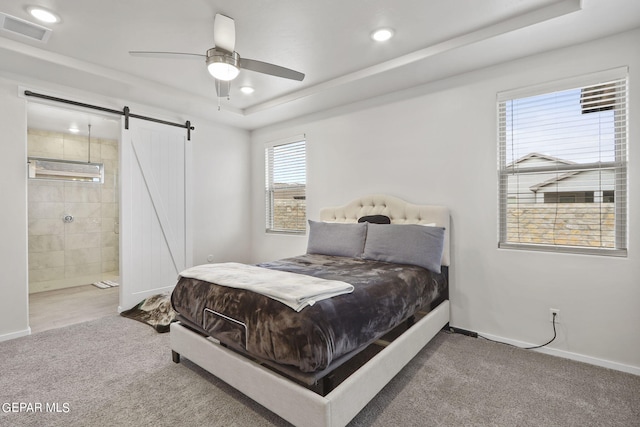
[
  {"x1": 307, "y1": 220, "x2": 368, "y2": 258},
  {"x1": 363, "y1": 223, "x2": 445, "y2": 273}
]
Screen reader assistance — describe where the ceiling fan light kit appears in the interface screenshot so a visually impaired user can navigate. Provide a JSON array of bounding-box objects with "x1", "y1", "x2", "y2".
[{"x1": 206, "y1": 48, "x2": 240, "y2": 81}]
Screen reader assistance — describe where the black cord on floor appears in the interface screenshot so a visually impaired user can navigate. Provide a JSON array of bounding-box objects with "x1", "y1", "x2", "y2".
[{"x1": 478, "y1": 312, "x2": 557, "y2": 350}]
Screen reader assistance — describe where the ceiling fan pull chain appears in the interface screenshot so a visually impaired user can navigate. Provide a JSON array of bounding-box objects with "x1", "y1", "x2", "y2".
[{"x1": 217, "y1": 79, "x2": 221, "y2": 111}]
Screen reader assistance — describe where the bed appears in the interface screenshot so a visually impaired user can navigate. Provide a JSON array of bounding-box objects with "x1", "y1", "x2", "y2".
[{"x1": 170, "y1": 194, "x2": 451, "y2": 427}]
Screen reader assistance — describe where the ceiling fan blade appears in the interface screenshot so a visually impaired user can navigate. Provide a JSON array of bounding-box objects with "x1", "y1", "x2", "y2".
[
  {"x1": 213, "y1": 14, "x2": 235, "y2": 53},
  {"x1": 214, "y1": 79, "x2": 230, "y2": 98},
  {"x1": 129, "y1": 51, "x2": 205, "y2": 60},
  {"x1": 239, "y1": 58, "x2": 305, "y2": 81}
]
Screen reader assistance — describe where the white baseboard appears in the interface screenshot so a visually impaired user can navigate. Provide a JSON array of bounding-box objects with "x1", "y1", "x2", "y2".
[
  {"x1": 0, "y1": 327, "x2": 31, "y2": 343},
  {"x1": 474, "y1": 331, "x2": 640, "y2": 376}
]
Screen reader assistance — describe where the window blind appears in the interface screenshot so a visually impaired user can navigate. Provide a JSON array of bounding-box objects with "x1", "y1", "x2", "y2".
[
  {"x1": 265, "y1": 138, "x2": 306, "y2": 233},
  {"x1": 498, "y1": 72, "x2": 627, "y2": 256}
]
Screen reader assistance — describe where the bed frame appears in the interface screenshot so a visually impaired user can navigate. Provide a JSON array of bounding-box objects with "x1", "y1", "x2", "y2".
[{"x1": 170, "y1": 194, "x2": 451, "y2": 427}]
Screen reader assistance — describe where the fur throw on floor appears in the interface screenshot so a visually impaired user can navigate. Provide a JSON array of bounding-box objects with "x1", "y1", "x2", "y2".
[{"x1": 120, "y1": 292, "x2": 176, "y2": 333}]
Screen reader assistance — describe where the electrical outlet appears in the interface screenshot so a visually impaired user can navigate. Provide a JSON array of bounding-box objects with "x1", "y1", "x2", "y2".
[{"x1": 549, "y1": 308, "x2": 560, "y2": 323}]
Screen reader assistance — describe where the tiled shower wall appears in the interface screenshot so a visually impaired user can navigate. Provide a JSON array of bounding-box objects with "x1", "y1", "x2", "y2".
[{"x1": 27, "y1": 129, "x2": 119, "y2": 294}]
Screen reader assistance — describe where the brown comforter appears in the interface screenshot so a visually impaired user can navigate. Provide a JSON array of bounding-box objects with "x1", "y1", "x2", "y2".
[{"x1": 171, "y1": 254, "x2": 447, "y2": 373}]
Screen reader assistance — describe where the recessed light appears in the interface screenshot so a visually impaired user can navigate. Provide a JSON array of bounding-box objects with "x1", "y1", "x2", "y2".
[
  {"x1": 371, "y1": 28, "x2": 394, "y2": 42},
  {"x1": 26, "y1": 6, "x2": 61, "y2": 24},
  {"x1": 240, "y1": 86, "x2": 255, "y2": 94}
]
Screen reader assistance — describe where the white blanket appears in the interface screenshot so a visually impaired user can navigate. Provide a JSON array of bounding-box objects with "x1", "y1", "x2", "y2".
[{"x1": 179, "y1": 263, "x2": 354, "y2": 312}]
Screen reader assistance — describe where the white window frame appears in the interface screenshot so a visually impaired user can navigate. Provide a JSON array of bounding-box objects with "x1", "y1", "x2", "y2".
[
  {"x1": 265, "y1": 135, "x2": 307, "y2": 234},
  {"x1": 497, "y1": 68, "x2": 628, "y2": 257}
]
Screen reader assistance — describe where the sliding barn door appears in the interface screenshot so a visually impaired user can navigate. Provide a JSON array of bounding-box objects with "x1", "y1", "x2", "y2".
[{"x1": 119, "y1": 118, "x2": 192, "y2": 311}]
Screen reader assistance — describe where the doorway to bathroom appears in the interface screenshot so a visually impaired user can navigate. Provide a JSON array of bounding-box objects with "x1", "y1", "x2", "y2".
[{"x1": 27, "y1": 102, "x2": 121, "y2": 332}]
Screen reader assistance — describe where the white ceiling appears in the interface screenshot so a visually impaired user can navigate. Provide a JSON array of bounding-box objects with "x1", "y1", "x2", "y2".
[{"x1": 1, "y1": 0, "x2": 639, "y2": 133}]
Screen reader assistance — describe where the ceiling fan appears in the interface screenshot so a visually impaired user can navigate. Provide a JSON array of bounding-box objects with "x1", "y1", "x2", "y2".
[{"x1": 129, "y1": 13, "x2": 305, "y2": 99}]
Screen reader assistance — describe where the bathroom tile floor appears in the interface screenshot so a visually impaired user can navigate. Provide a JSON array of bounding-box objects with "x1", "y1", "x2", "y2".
[{"x1": 29, "y1": 285, "x2": 119, "y2": 334}]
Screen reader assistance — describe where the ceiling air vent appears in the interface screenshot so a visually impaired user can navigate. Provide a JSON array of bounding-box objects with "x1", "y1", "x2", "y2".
[{"x1": 0, "y1": 12, "x2": 52, "y2": 43}]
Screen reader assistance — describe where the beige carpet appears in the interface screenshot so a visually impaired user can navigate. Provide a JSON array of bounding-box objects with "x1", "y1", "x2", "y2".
[{"x1": 0, "y1": 315, "x2": 638, "y2": 426}]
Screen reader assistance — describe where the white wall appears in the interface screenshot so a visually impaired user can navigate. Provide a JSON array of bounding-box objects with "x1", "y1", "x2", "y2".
[
  {"x1": 0, "y1": 76, "x2": 251, "y2": 341},
  {"x1": 191, "y1": 120, "x2": 251, "y2": 265},
  {"x1": 0, "y1": 78, "x2": 29, "y2": 341},
  {"x1": 250, "y1": 29, "x2": 640, "y2": 373}
]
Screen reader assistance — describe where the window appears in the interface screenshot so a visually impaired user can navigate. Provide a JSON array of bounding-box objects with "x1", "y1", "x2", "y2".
[
  {"x1": 498, "y1": 69, "x2": 627, "y2": 256},
  {"x1": 265, "y1": 136, "x2": 306, "y2": 234}
]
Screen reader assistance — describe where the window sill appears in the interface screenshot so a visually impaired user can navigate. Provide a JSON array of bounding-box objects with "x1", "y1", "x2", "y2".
[
  {"x1": 265, "y1": 229, "x2": 307, "y2": 236},
  {"x1": 498, "y1": 242, "x2": 627, "y2": 257}
]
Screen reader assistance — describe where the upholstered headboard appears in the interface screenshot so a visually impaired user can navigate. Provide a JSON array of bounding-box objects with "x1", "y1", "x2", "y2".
[{"x1": 319, "y1": 194, "x2": 450, "y2": 266}]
